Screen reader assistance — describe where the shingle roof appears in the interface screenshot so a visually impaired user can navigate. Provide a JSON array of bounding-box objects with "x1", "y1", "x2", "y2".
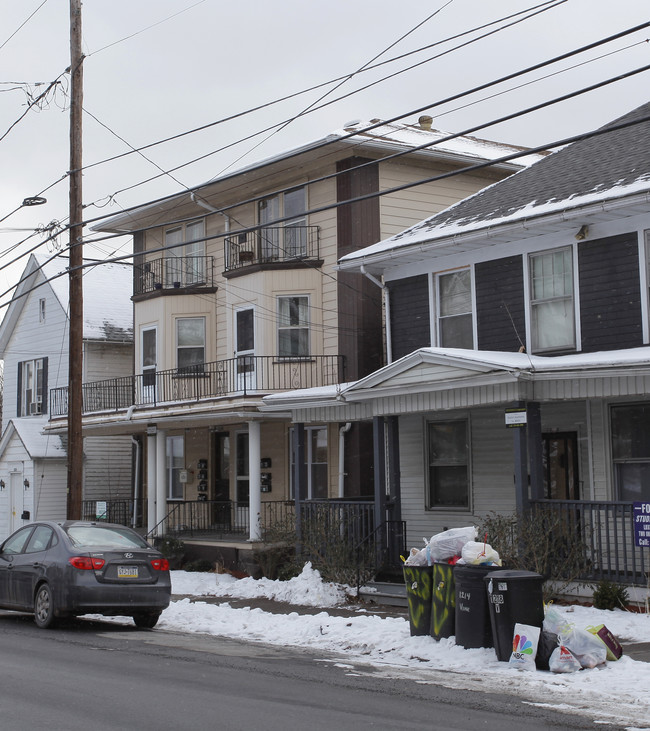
[{"x1": 341, "y1": 101, "x2": 650, "y2": 261}]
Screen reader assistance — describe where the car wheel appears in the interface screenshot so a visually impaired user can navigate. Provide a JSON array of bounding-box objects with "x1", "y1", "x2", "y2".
[
  {"x1": 34, "y1": 584, "x2": 57, "y2": 629},
  {"x1": 132, "y1": 612, "x2": 161, "y2": 629}
]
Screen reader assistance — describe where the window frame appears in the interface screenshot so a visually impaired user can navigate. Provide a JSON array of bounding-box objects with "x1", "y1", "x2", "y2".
[
  {"x1": 166, "y1": 435, "x2": 184, "y2": 501},
  {"x1": 21, "y1": 358, "x2": 45, "y2": 416},
  {"x1": 258, "y1": 186, "x2": 307, "y2": 259},
  {"x1": 277, "y1": 295, "x2": 310, "y2": 358},
  {"x1": 176, "y1": 316, "x2": 206, "y2": 374},
  {"x1": 289, "y1": 425, "x2": 328, "y2": 500},
  {"x1": 426, "y1": 418, "x2": 471, "y2": 510},
  {"x1": 527, "y1": 246, "x2": 577, "y2": 353},
  {"x1": 163, "y1": 218, "x2": 206, "y2": 286},
  {"x1": 610, "y1": 402, "x2": 650, "y2": 502},
  {"x1": 434, "y1": 267, "x2": 475, "y2": 349}
]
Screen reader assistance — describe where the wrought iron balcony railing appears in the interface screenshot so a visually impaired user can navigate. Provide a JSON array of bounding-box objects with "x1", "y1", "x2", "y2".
[
  {"x1": 224, "y1": 225, "x2": 319, "y2": 272},
  {"x1": 134, "y1": 255, "x2": 215, "y2": 295},
  {"x1": 50, "y1": 354, "x2": 345, "y2": 416}
]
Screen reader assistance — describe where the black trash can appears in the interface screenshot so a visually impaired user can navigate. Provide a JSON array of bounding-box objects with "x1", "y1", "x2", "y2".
[
  {"x1": 431, "y1": 562, "x2": 455, "y2": 640},
  {"x1": 403, "y1": 564, "x2": 433, "y2": 636},
  {"x1": 454, "y1": 564, "x2": 505, "y2": 648},
  {"x1": 484, "y1": 569, "x2": 545, "y2": 661}
]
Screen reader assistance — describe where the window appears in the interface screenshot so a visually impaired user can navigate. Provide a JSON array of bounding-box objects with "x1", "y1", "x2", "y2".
[
  {"x1": 278, "y1": 296, "x2": 309, "y2": 357},
  {"x1": 611, "y1": 404, "x2": 650, "y2": 501},
  {"x1": 176, "y1": 317, "x2": 205, "y2": 374},
  {"x1": 164, "y1": 219, "x2": 205, "y2": 286},
  {"x1": 39, "y1": 298, "x2": 46, "y2": 323},
  {"x1": 259, "y1": 186, "x2": 307, "y2": 259},
  {"x1": 436, "y1": 269, "x2": 473, "y2": 348},
  {"x1": 25, "y1": 525, "x2": 54, "y2": 553},
  {"x1": 427, "y1": 420, "x2": 469, "y2": 508},
  {"x1": 290, "y1": 425, "x2": 328, "y2": 499},
  {"x1": 529, "y1": 248, "x2": 575, "y2": 352},
  {"x1": 20, "y1": 358, "x2": 46, "y2": 416},
  {"x1": 166, "y1": 436, "x2": 184, "y2": 500}
]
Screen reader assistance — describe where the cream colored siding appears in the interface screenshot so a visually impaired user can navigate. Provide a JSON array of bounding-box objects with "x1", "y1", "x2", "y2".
[{"x1": 84, "y1": 342, "x2": 133, "y2": 381}]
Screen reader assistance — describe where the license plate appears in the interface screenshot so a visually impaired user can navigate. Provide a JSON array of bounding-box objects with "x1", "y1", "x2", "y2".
[{"x1": 117, "y1": 566, "x2": 138, "y2": 578}]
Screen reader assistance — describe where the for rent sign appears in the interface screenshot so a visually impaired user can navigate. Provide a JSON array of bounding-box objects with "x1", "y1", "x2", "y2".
[{"x1": 633, "y1": 502, "x2": 650, "y2": 548}]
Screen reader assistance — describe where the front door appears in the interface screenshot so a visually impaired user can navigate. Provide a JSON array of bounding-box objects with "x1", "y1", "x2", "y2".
[
  {"x1": 235, "y1": 308, "x2": 256, "y2": 391},
  {"x1": 542, "y1": 432, "x2": 579, "y2": 500},
  {"x1": 235, "y1": 432, "x2": 250, "y2": 532},
  {"x1": 212, "y1": 432, "x2": 231, "y2": 528},
  {"x1": 141, "y1": 327, "x2": 157, "y2": 403},
  {"x1": 9, "y1": 473, "x2": 24, "y2": 534}
]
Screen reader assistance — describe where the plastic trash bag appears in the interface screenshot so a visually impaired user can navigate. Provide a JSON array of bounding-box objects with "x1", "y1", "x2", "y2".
[
  {"x1": 563, "y1": 627, "x2": 607, "y2": 668},
  {"x1": 549, "y1": 643, "x2": 581, "y2": 673},
  {"x1": 543, "y1": 605, "x2": 573, "y2": 636},
  {"x1": 404, "y1": 547, "x2": 428, "y2": 566},
  {"x1": 461, "y1": 540, "x2": 502, "y2": 566},
  {"x1": 428, "y1": 526, "x2": 477, "y2": 561},
  {"x1": 535, "y1": 631, "x2": 559, "y2": 671},
  {"x1": 509, "y1": 623, "x2": 540, "y2": 671}
]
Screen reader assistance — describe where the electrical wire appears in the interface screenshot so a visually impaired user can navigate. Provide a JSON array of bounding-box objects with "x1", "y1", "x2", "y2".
[{"x1": 0, "y1": 0, "x2": 49, "y2": 53}]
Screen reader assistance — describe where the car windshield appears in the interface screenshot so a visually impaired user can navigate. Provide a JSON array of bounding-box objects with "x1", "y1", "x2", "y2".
[{"x1": 65, "y1": 525, "x2": 150, "y2": 549}]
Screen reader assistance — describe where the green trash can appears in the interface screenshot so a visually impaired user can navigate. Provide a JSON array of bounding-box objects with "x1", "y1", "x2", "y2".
[
  {"x1": 431, "y1": 562, "x2": 455, "y2": 640},
  {"x1": 403, "y1": 564, "x2": 433, "y2": 636}
]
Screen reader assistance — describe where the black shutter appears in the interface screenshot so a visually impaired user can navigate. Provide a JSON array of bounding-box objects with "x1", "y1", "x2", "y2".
[
  {"x1": 41, "y1": 357, "x2": 48, "y2": 415},
  {"x1": 16, "y1": 361, "x2": 22, "y2": 417}
]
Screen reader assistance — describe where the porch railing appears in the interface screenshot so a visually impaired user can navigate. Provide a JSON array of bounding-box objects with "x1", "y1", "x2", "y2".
[
  {"x1": 133, "y1": 255, "x2": 215, "y2": 295},
  {"x1": 50, "y1": 354, "x2": 345, "y2": 416},
  {"x1": 530, "y1": 499, "x2": 648, "y2": 585},
  {"x1": 81, "y1": 498, "x2": 147, "y2": 529},
  {"x1": 224, "y1": 225, "x2": 319, "y2": 272}
]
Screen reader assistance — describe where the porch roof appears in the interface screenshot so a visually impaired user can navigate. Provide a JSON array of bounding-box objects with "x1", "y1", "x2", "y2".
[{"x1": 261, "y1": 346, "x2": 650, "y2": 420}]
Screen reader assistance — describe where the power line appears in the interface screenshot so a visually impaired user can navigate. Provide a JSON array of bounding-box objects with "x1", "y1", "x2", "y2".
[{"x1": 0, "y1": 0, "x2": 49, "y2": 53}]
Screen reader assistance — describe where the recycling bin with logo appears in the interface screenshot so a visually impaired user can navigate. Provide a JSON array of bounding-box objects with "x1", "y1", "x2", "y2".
[
  {"x1": 484, "y1": 569, "x2": 545, "y2": 661},
  {"x1": 403, "y1": 564, "x2": 433, "y2": 636},
  {"x1": 454, "y1": 563, "x2": 505, "y2": 648},
  {"x1": 431, "y1": 562, "x2": 455, "y2": 640}
]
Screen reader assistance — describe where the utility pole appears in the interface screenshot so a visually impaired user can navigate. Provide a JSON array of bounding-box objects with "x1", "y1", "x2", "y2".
[{"x1": 67, "y1": 0, "x2": 84, "y2": 519}]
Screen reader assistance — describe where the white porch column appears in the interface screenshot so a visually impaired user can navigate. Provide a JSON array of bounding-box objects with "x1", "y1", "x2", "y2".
[
  {"x1": 156, "y1": 429, "x2": 167, "y2": 536},
  {"x1": 248, "y1": 420, "x2": 261, "y2": 542},
  {"x1": 147, "y1": 432, "x2": 157, "y2": 535}
]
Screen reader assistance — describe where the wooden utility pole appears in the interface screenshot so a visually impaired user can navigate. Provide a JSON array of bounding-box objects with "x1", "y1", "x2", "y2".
[{"x1": 67, "y1": 0, "x2": 84, "y2": 519}]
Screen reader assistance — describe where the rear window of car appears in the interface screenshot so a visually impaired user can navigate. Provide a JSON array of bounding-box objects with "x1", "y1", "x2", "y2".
[{"x1": 65, "y1": 525, "x2": 150, "y2": 549}]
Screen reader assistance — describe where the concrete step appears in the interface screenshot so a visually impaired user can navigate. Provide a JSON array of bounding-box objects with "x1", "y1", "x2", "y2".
[{"x1": 359, "y1": 580, "x2": 408, "y2": 608}]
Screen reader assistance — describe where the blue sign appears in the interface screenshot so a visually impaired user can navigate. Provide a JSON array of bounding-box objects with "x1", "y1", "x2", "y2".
[{"x1": 633, "y1": 502, "x2": 650, "y2": 548}]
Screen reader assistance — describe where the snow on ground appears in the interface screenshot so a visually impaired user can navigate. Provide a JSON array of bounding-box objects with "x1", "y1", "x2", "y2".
[{"x1": 120, "y1": 564, "x2": 650, "y2": 728}]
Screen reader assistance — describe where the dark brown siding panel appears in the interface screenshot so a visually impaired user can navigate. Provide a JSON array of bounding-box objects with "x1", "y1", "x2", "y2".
[
  {"x1": 337, "y1": 157, "x2": 382, "y2": 381},
  {"x1": 475, "y1": 255, "x2": 526, "y2": 352},
  {"x1": 578, "y1": 232, "x2": 642, "y2": 352},
  {"x1": 388, "y1": 275, "x2": 430, "y2": 360}
]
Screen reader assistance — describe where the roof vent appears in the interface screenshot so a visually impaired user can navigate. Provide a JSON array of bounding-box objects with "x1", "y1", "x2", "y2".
[
  {"x1": 418, "y1": 115, "x2": 433, "y2": 131},
  {"x1": 343, "y1": 119, "x2": 362, "y2": 129}
]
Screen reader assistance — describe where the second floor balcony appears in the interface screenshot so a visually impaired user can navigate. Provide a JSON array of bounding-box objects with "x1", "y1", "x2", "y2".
[
  {"x1": 134, "y1": 256, "x2": 215, "y2": 296},
  {"x1": 224, "y1": 225, "x2": 320, "y2": 273},
  {"x1": 49, "y1": 354, "x2": 345, "y2": 417}
]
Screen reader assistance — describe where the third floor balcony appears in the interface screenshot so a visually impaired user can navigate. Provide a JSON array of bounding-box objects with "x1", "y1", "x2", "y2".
[
  {"x1": 224, "y1": 224, "x2": 320, "y2": 274},
  {"x1": 134, "y1": 255, "x2": 215, "y2": 297}
]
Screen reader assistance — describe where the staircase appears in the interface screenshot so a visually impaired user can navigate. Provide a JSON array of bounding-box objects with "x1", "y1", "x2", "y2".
[{"x1": 358, "y1": 579, "x2": 408, "y2": 608}]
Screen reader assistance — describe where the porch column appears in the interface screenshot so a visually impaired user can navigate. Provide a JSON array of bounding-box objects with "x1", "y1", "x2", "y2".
[
  {"x1": 147, "y1": 431, "x2": 157, "y2": 535},
  {"x1": 512, "y1": 404, "x2": 529, "y2": 517},
  {"x1": 527, "y1": 402, "x2": 544, "y2": 501},
  {"x1": 248, "y1": 420, "x2": 261, "y2": 542},
  {"x1": 292, "y1": 423, "x2": 306, "y2": 550},
  {"x1": 386, "y1": 416, "x2": 401, "y2": 523},
  {"x1": 373, "y1": 416, "x2": 387, "y2": 532},
  {"x1": 155, "y1": 429, "x2": 167, "y2": 535}
]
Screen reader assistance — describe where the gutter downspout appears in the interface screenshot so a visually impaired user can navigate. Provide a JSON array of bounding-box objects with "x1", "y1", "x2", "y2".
[
  {"x1": 338, "y1": 422, "x2": 352, "y2": 498},
  {"x1": 360, "y1": 265, "x2": 392, "y2": 364},
  {"x1": 190, "y1": 193, "x2": 230, "y2": 232}
]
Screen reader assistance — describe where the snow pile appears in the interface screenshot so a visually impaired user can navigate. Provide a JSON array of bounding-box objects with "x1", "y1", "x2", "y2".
[{"x1": 171, "y1": 562, "x2": 349, "y2": 607}]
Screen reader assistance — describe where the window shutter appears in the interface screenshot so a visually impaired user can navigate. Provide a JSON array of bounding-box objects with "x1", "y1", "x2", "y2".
[
  {"x1": 16, "y1": 361, "x2": 23, "y2": 417},
  {"x1": 41, "y1": 357, "x2": 48, "y2": 414}
]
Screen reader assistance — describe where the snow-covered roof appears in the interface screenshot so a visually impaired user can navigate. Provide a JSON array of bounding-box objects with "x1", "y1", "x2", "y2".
[
  {"x1": 339, "y1": 102, "x2": 650, "y2": 267},
  {"x1": 1, "y1": 417, "x2": 66, "y2": 459},
  {"x1": 35, "y1": 254, "x2": 133, "y2": 341},
  {"x1": 98, "y1": 117, "x2": 543, "y2": 232}
]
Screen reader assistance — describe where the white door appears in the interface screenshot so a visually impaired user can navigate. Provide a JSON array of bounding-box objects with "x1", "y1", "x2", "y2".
[
  {"x1": 141, "y1": 327, "x2": 157, "y2": 403},
  {"x1": 235, "y1": 308, "x2": 256, "y2": 391},
  {"x1": 9, "y1": 473, "x2": 24, "y2": 533}
]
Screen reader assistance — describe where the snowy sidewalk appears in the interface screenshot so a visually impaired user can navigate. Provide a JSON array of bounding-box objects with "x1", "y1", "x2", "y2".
[{"x1": 155, "y1": 565, "x2": 650, "y2": 729}]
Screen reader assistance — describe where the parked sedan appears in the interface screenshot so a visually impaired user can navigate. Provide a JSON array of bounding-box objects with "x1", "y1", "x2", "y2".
[{"x1": 0, "y1": 521, "x2": 171, "y2": 628}]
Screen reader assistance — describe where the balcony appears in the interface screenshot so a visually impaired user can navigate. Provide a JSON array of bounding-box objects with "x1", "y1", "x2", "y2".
[
  {"x1": 49, "y1": 354, "x2": 345, "y2": 416},
  {"x1": 224, "y1": 225, "x2": 320, "y2": 273},
  {"x1": 133, "y1": 256, "x2": 215, "y2": 296}
]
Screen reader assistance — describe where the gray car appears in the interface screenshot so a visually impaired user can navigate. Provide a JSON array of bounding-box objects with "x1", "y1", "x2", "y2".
[{"x1": 0, "y1": 521, "x2": 171, "y2": 628}]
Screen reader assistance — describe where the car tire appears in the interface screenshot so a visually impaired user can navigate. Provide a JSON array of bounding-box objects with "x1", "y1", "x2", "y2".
[
  {"x1": 34, "y1": 584, "x2": 57, "y2": 629},
  {"x1": 132, "y1": 612, "x2": 161, "y2": 629}
]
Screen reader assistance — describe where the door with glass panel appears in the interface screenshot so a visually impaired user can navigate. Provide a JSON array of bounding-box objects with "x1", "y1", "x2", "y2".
[
  {"x1": 235, "y1": 308, "x2": 256, "y2": 390},
  {"x1": 235, "y1": 432, "x2": 250, "y2": 531},
  {"x1": 141, "y1": 327, "x2": 157, "y2": 403},
  {"x1": 259, "y1": 196, "x2": 280, "y2": 260},
  {"x1": 184, "y1": 220, "x2": 205, "y2": 284}
]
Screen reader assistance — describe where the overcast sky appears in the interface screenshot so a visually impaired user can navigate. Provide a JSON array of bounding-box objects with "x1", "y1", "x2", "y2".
[{"x1": 1, "y1": 0, "x2": 649, "y2": 301}]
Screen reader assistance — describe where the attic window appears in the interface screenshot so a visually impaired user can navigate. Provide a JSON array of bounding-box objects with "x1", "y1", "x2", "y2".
[{"x1": 39, "y1": 298, "x2": 46, "y2": 323}]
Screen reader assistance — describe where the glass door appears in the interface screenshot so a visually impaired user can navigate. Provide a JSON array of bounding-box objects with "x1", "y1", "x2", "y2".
[{"x1": 235, "y1": 308, "x2": 256, "y2": 390}]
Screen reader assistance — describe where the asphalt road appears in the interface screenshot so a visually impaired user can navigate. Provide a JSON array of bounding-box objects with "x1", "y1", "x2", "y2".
[{"x1": 0, "y1": 610, "x2": 617, "y2": 731}]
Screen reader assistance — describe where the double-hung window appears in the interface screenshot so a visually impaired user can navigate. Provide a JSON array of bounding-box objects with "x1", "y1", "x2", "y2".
[
  {"x1": 529, "y1": 247, "x2": 575, "y2": 352},
  {"x1": 20, "y1": 358, "x2": 46, "y2": 416},
  {"x1": 436, "y1": 269, "x2": 473, "y2": 348},
  {"x1": 176, "y1": 317, "x2": 205, "y2": 374},
  {"x1": 166, "y1": 435, "x2": 184, "y2": 500},
  {"x1": 259, "y1": 186, "x2": 307, "y2": 260},
  {"x1": 164, "y1": 219, "x2": 205, "y2": 286},
  {"x1": 611, "y1": 404, "x2": 650, "y2": 501},
  {"x1": 278, "y1": 296, "x2": 309, "y2": 357},
  {"x1": 289, "y1": 425, "x2": 328, "y2": 499},
  {"x1": 427, "y1": 420, "x2": 469, "y2": 509}
]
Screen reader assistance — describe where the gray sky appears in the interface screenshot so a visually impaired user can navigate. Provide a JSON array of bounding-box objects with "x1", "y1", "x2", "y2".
[{"x1": 1, "y1": 0, "x2": 649, "y2": 300}]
